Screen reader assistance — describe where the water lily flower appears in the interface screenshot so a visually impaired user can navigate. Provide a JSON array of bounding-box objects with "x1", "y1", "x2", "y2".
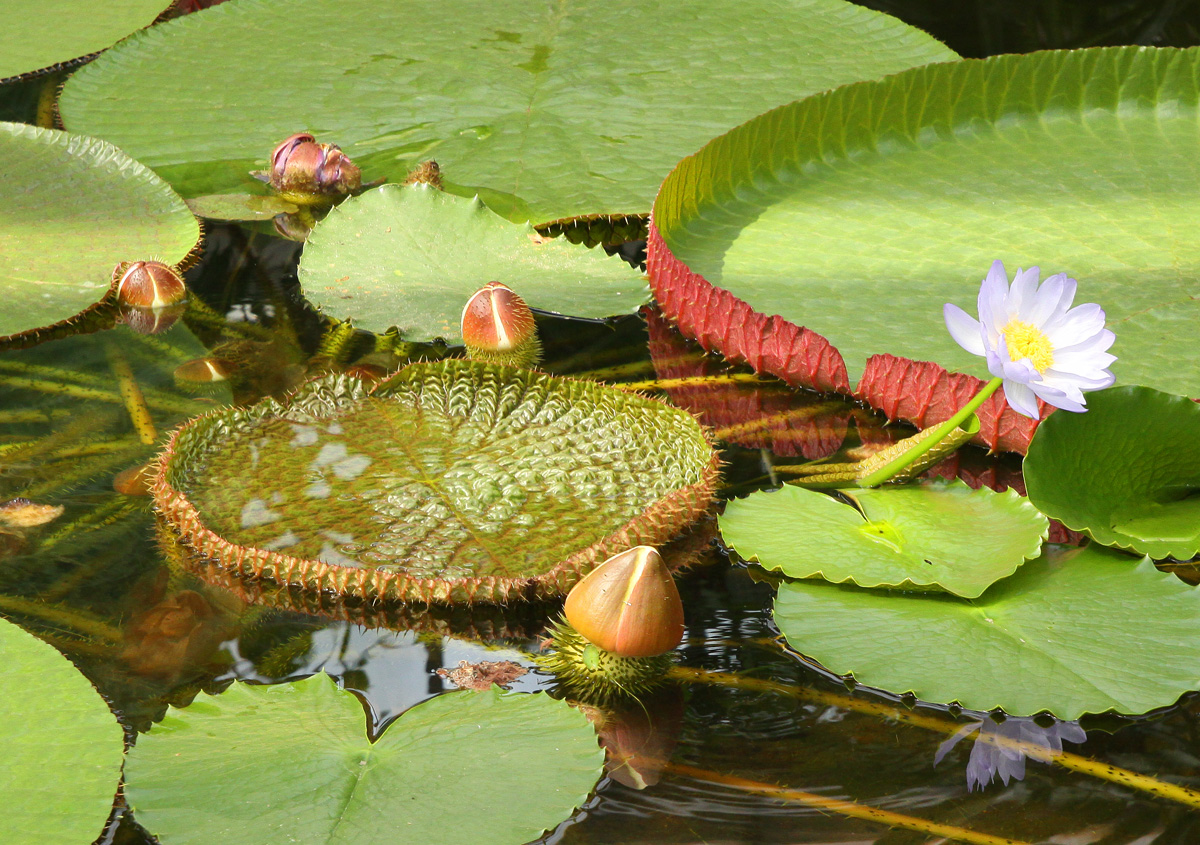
[
  {"x1": 934, "y1": 714, "x2": 1086, "y2": 792},
  {"x1": 944, "y1": 261, "x2": 1116, "y2": 419}
]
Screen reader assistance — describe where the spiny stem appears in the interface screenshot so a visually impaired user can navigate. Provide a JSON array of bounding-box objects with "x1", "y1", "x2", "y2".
[
  {"x1": 665, "y1": 762, "x2": 1030, "y2": 845},
  {"x1": 667, "y1": 666, "x2": 1200, "y2": 811},
  {"x1": 105, "y1": 342, "x2": 157, "y2": 445},
  {"x1": 856, "y1": 377, "x2": 1002, "y2": 487},
  {"x1": 616, "y1": 373, "x2": 767, "y2": 391}
]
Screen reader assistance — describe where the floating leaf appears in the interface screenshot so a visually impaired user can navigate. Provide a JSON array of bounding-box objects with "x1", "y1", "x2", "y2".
[
  {"x1": 650, "y1": 46, "x2": 1200, "y2": 410},
  {"x1": 0, "y1": 0, "x2": 170, "y2": 81},
  {"x1": 59, "y1": 0, "x2": 955, "y2": 222},
  {"x1": 186, "y1": 193, "x2": 298, "y2": 221},
  {"x1": 154, "y1": 360, "x2": 718, "y2": 603},
  {"x1": 0, "y1": 122, "x2": 200, "y2": 344},
  {"x1": 1025, "y1": 386, "x2": 1200, "y2": 560},
  {"x1": 0, "y1": 618, "x2": 124, "y2": 843},
  {"x1": 125, "y1": 675, "x2": 603, "y2": 844},
  {"x1": 773, "y1": 544, "x2": 1200, "y2": 718},
  {"x1": 722, "y1": 480, "x2": 1046, "y2": 598},
  {"x1": 298, "y1": 186, "x2": 647, "y2": 342}
]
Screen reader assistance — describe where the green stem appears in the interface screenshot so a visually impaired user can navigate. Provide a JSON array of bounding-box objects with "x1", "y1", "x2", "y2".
[{"x1": 857, "y1": 376, "x2": 1003, "y2": 488}]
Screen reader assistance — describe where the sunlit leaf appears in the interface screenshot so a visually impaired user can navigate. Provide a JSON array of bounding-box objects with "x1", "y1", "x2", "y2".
[
  {"x1": 723, "y1": 480, "x2": 1047, "y2": 598},
  {"x1": 0, "y1": 618, "x2": 123, "y2": 843},
  {"x1": 59, "y1": 0, "x2": 955, "y2": 223},
  {"x1": 0, "y1": 0, "x2": 170, "y2": 81},
  {"x1": 773, "y1": 544, "x2": 1200, "y2": 718},
  {"x1": 0, "y1": 122, "x2": 200, "y2": 344},
  {"x1": 650, "y1": 46, "x2": 1200, "y2": 410},
  {"x1": 1025, "y1": 386, "x2": 1200, "y2": 560},
  {"x1": 298, "y1": 185, "x2": 646, "y2": 342},
  {"x1": 125, "y1": 675, "x2": 603, "y2": 845}
]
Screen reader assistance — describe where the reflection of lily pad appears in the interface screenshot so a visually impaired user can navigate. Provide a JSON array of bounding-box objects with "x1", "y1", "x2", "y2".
[
  {"x1": 0, "y1": 618, "x2": 124, "y2": 843},
  {"x1": 773, "y1": 545, "x2": 1200, "y2": 718},
  {"x1": 1025, "y1": 386, "x2": 1200, "y2": 560},
  {"x1": 722, "y1": 480, "x2": 1046, "y2": 598},
  {"x1": 0, "y1": 122, "x2": 200, "y2": 344},
  {"x1": 650, "y1": 46, "x2": 1200, "y2": 402},
  {"x1": 59, "y1": 0, "x2": 954, "y2": 222},
  {"x1": 125, "y1": 675, "x2": 603, "y2": 844},
  {"x1": 298, "y1": 185, "x2": 647, "y2": 342},
  {"x1": 154, "y1": 360, "x2": 718, "y2": 603},
  {"x1": 0, "y1": 0, "x2": 171, "y2": 81}
]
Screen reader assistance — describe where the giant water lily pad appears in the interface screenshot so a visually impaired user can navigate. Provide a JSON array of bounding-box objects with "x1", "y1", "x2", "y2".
[
  {"x1": 0, "y1": 618, "x2": 124, "y2": 843},
  {"x1": 0, "y1": 122, "x2": 200, "y2": 344},
  {"x1": 773, "y1": 544, "x2": 1200, "y2": 718},
  {"x1": 125, "y1": 675, "x2": 603, "y2": 844},
  {"x1": 299, "y1": 185, "x2": 647, "y2": 341},
  {"x1": 154, "y1": 360, "x2": 718, "y2": 603},
  {"x1": 58, "y1": 0, "x2": 956, "y2": 223},
  {"x1": 650, "y1": 46, "x2": 1200, "y2": 399},
  {"x1": 722, "y1": 480, "x2": 1047, "y2": 598},
  {"x1": 1025, "y1": 386, "x2": 1200, "y2": 560},
  {"x1": 0, "y1": 0, "x2": 171, "y2": 81}
]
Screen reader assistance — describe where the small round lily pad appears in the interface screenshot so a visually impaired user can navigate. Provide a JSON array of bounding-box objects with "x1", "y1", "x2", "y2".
[
  {"x1": 1025, "y1": 385, "x2": 1200, "y2": 560},
  {"x1": 721, "y1": 480, "x2": 1047, "y2": 598},
  {"x1": 125, "y1": 675, "x2": 603, "y2": 845}
]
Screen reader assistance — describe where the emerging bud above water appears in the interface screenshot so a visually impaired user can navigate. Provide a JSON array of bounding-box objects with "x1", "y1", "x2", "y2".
[
  {"x1": 564, "y1": 545, "x2": 685, "y2": 659},
  {"x1": 461, "y1": 282, "x2": 541, "y2": 368},
  {"x1": 114, "y1": 261, "x2": 187, "y2": 309},
  {"x1": 260, "y1": 132, "x2": 362, "y2": 205}
]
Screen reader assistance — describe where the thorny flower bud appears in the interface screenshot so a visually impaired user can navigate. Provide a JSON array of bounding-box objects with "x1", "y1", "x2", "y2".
[
  {"x1": 564, "y1": 545, "x2": 685, "y2": 658},
  {"x1": 174, "y1": 357, "x2": 235, "y2": 393},
  {"x1": 460, "y1": 282, "x2": 541, "y2": 368},
  {"x1": 403, "y1": 160, "x2": 443, "y2": 189},
  {"x1": 114, "y1": 261, "x2": 187, "y2": 309}
]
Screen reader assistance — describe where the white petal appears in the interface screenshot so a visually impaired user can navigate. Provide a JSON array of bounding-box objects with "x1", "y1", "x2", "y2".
[
  {"x1": 1009, "y1": 266, "x2": 1041, "y2": 321},
  {"x1": 1023, "y1": 273, "x2": 1071, "y2": 325},
  {"x1": 1045, "y1": 303, "x2": 1106, "y2": 347},
  {"x1": 944, "y1": 304, "x2": 986, "y2": 357},
  {"x1": 1003, "y1": 380, "x2": 1041, "y2": 419},
  {"x1": 1030, "y1": 381, "x2": 1087, "y2": 413},
  {"x1": 978, "y1": 261, "x2": 1010, "y2": 335},
  {"x1": 1055, "y1": 328, "x2": 1116, "y2": 359},
  {"x1": 1043, "y1": 368, "x2": 1115, "y2": 391}
]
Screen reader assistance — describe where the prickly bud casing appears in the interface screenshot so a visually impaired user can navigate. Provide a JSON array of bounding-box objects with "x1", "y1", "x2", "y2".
[
  {"x1": 265, "y1": 133, "x2": 361, "y2": 205},
  {"x1": 461, "y1": 282, "x2": 541, "y2": 368},
  {"x1": 114, "y1": 261, "x2": 186, "y2": 309},
  {"x1": 564, "y1": 546, "x2": 685, "y2": 658}
]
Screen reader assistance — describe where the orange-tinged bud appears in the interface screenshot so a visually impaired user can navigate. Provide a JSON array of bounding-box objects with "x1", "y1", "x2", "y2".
[
  {"x1": 113, "y1": 463, "x2": 155, "y2": 497},
  {"x1": 564, "y1": 546, "x2": 684, "y2": 658},
  {"x1": 114, "y1": 261, "x2": 187, "y2": 309},
  {"x1": 174, "y1": 357, "x2": 235, "y2": 387},
  {"x1": 460, "y1": 282, "x2": 541, "y2": 368}
]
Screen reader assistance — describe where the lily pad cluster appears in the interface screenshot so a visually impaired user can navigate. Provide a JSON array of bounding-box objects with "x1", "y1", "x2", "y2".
[{"x1": 155, "y1": 359, "x2": 718, "y2": 603}]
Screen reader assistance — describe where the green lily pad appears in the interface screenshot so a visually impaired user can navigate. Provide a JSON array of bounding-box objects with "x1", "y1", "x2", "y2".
[
  {"x1": 652, "y1": 46, "x2": 1200, "y2": 398},
  {"x1": 0, "y1": 618, "x2": 124, "y2": 843},
  {"x1": 299, "y1": 185, "x2": 647, "y2": 341},
  {"x1": 58, "y1": 0, "x2": 956, "y2": 223},
  {"x1": 155, "y1": 359, "x2": 718, "y2": 603},
  {"x1": 0, "y1": 0, "x2": 170, "y2": 81},
  {"x1": 773, "y1": 544, "x2": 1200, "y2": 718},
  {"x1": 1025, "y1": 386, "x2": 1200, "y2": 560},
  {"x1": 186, "y1": 193, "x2": 298, "y2": 221},
  {"x1": 722, "y1": 480, "x2": 1047, "y2": 598},
  {"x1": 125, "y1": 675, "x2": 603, "y2": 844},
  {"x1": 0, "y1": 121, "x2": 200, "y2": 344}
]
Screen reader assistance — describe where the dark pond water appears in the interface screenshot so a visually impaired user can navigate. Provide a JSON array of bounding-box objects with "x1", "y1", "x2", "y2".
[{"x1": 4, "y1": 3, "x2": 1200, "y2": 844}]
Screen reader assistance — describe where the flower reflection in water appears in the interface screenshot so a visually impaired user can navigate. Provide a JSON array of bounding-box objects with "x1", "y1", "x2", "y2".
[{"x1": 934, "y1": 713, "x2": 1087, "y2": 791}]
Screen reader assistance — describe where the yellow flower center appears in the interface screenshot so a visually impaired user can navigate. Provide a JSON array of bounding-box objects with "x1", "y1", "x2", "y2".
[{"x1": 1002, "y1": 320, "x2": 1054, "y2": 373}]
